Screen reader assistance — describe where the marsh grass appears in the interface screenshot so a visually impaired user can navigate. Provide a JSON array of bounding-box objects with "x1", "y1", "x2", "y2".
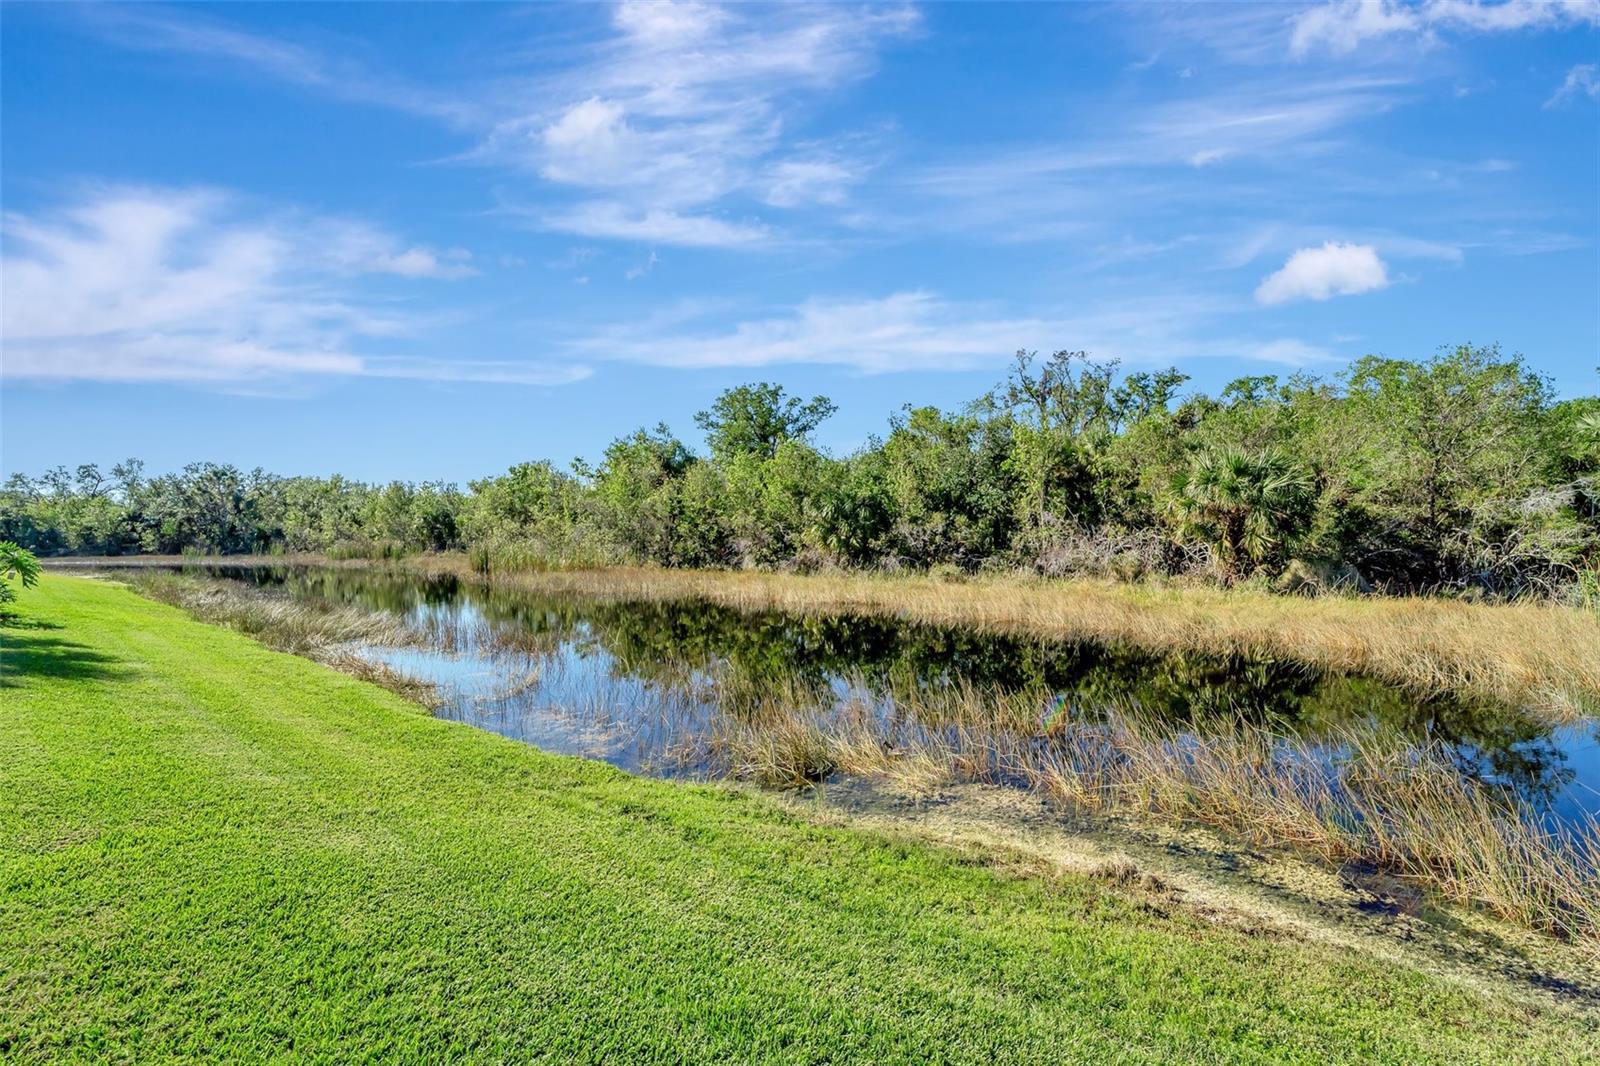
[
  {"x1": 414, "y1": 563, "x2": 1600, "y2": 717},
  {"x1": 119, "y1": 571, "x2": 437, "y2": 705},
  {"x1": 111, "y1": 565, "x2": 1600, "y2": 945},
  {"x1": 687, "y1": 675, "x2": 1600, "y2": 945}
]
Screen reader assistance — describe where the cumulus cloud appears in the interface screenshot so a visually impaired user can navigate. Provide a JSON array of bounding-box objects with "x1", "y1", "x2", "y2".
[
  {"x1": 1291, "y1": 0, "x2": 1600, "y2": 57},
  {"x1": 1254, "y1": 242, "x2": 1390, "y2": 304},
  {"x1": 0, "y1": 187, "x2": 568, "y2": 385}
]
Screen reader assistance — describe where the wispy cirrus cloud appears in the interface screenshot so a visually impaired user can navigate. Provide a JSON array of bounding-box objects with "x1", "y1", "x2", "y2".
[
  {"x1": 898, "y1": 73, "x2": 1405, "y2": 243},
  {"x1": 70, "y1": 3, "x2": 478, "y2": 123},
  {"x1": 0, "y1": 186, "x2": 578, "y2": 386},
  {"x1": 565, "y1": 290, "x2": 1340, "y2": 373},
  {"x1": 78, "y1": 2, "x2": 921, "y2": 251},
  {"x1": 1546, "y1": 62, "x2": 1600, "y2": 106},
  {"x1": 479, "y1": 0, "x2": 919, "y2": 246},
  {"x1": 538, "y1": 202, "x2": 771, "y2": 248}
]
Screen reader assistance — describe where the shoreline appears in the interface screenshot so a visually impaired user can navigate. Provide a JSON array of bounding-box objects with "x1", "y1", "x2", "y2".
[
  {"x1": 5, "y1": 574, "x2": 1595, "y2": 1059},
  {"x1": 51, "y1": 553, "x2": 1600, "y2": 715}
]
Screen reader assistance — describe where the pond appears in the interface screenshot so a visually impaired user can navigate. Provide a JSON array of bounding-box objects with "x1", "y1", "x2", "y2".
[{"x1": 200, "y1": 564, "x2": 1600, "y2": 828}]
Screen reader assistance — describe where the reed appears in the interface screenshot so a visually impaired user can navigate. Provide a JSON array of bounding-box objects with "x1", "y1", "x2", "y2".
[
  {"x1": 117, "y1": 571, "x2": 435, "y2": 704},
  {"x1": 402, "y1": 562, "x2": 1600, "y2": 718},
  {"x1": 109, "y1": 565, "x2": 1600, "y2": 943},
  {"x1": 694, "y1": 676, "x2": 1600, "y2": 945}
]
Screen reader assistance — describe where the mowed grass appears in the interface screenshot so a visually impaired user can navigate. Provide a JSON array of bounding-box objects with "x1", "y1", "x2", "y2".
[{"x1": 1, "y1": 577, "x2": 1591, "y2": 1063}]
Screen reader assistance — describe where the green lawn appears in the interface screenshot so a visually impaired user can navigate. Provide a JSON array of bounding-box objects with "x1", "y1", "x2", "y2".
[{"x1": 1, "y1": 575, "x2": 1589, "y2": 1063}]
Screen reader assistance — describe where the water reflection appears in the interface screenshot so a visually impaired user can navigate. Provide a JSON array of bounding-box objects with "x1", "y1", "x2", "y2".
[{"x1": 206, "y1": 564, "x2": 1598, "y2": 824}]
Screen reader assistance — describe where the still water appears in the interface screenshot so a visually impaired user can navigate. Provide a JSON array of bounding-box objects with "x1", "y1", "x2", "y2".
[{"x1": 204, "y1": 564, "x2": 1600, "y2": 827}]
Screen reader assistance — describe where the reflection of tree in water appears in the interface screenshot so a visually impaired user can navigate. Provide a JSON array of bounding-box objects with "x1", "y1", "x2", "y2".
[{"x1": 211, "y1": 564, "x2": 1572, "y2": 806}]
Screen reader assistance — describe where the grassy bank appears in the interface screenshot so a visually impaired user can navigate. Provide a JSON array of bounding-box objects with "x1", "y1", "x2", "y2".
[
  {"x1": 51, "y1": 555, "x2": 1600, "y2": 714},
  {"x1": 3, "y1": 575, "x2": 1593, "y2": 1062},
  {"x1": 94, "y1": 569, "x2": 1600, "y2": 942}
]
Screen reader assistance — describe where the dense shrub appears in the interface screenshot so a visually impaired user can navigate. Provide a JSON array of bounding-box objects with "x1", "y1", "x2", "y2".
[{"x1": 5, "y1": 346, "x2": 1594, "y2": 599}]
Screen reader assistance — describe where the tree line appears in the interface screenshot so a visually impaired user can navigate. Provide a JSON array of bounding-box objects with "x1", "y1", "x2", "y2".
[{"x1": 5, "y1": 344, "x2": 1597, "y2": 600}]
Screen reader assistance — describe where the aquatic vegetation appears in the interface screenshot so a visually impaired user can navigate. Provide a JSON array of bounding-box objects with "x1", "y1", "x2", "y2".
[
  {"x1": 414, "y1": 561, "x2": 1600, "y2": 717},
  {"x1": 120, "y1": 570, "x2": 435, "y2": 705},
  {"x1": 10, "y1": 575, "x2": 1589, "y2": 1061},
  {"x1": 702, "y1": 680, "x2": 1600, "y2": 943},
  {"x1": 111, "y1": 564, "x2": 1600, "y2": 944}
]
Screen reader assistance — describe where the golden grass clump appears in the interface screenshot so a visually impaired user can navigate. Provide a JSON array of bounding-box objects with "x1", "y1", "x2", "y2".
[
  {"x1": 117, "y1": 571, "x2": 434, "y2": 704},
  {"x1": 418, "y1": 564, "x2": 1600, "y2": 717},
  {"x1": 698, "y1": 676, "x2": 1600, "y2": 945}
]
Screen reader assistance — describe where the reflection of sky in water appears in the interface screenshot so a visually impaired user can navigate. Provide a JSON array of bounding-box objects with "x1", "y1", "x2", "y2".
[
  {"x1": 361, "y1": 640, "x2": 716, "y2": 777},
  {"x1": 204, "y1": 563, "x2": 1600, "y2": 830},
  {"x1": 354, "y1": 624, "x2": 1600, "y2": 831},
  {"x1": 1550, "y1": 724, "x2": 1600, "y2": 826}
]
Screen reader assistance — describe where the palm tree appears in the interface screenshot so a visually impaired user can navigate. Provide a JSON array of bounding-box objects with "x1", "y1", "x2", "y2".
[
  {"x1": 0, "y1": 541, "x2": 42, "y2": 612},
  {"x1": 1165, "y1": 448, "x2": 1314, "y2": 584}
]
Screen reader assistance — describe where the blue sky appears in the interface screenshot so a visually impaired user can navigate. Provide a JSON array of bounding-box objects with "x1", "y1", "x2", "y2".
[{"x1": 2, "y1": 1, "x2": 1597, "y2": 484}]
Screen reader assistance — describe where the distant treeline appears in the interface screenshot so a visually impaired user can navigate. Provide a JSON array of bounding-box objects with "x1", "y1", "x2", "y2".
[{"x1": 6, "y1": 345, "x2": 1598, "y2": 600}]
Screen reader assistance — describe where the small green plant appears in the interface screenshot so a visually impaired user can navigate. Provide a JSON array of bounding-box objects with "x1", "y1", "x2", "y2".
[
  {"x1": 1577, "y1": 568, "x2": 1600, "y2": 616},
  {"x1": 0, "y1": 541, "x2": 42, "y2": 614}
]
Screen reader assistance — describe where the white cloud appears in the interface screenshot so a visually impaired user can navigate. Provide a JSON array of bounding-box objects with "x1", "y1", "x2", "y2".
[
  {"x1": 541, "y1": 202, "x2": 769, "y2": 247},
  {"x1": 310, "y1": 220, "x2": 477, "y2": 279},
  {"x1": 482, "y1": 1, "x2": 917, "y2": 244},
  {"x1": 362, "y1": 358, "x2": 591, "y2": 386},
  {"x1": 1254, "y1": 242, "x2": 1390, "y2": 304},
  {"x1": 0, "y1": 187, "x2": 570, "y2": 386},
  {"x1": 625, "y1": 250, "x2": 660, "y2": 280},
  {"x1": 1187, "y1": 148, "x2": 1233, "y2": 167},
  {"x1": 1290, "y1": 1, "x2": 1422, "y2": 56},
  {"x1": 365, "y1": 247, "x2": 476, "y2": 279},
  {"x1": 566, "y1": 290, "x2": 1338, "y2": 373},
  {"x1": 612, "y1": 0, "x2": 726, "y2": 45},
  {"x1": 1426, "y1": 0, "x2": 1600, "y2": 32},
  {"x1": 1546, "y1": 63, "x2": 1600, "y2": 107},
  {"x1": 1291, "y1": 0, "x2": 1600, "y2": 57},
  {"x1": 762, "y1": 159, "x2": 860, "y2": 207}
]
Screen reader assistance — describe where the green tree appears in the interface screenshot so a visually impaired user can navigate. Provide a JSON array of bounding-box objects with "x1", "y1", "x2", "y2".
[
  {"x1": 695, "y1": 383, "x2": 837, "y2": 461},
  {"x1": 1164, "y1": 448, "x2": 1315, "y2": 583},
  {"x1": 1344, "y1": 344, "x2": 1554, "y2": 588},
  {"x1": 0, "y1": 541, "x2": 42, "y2": 613}
]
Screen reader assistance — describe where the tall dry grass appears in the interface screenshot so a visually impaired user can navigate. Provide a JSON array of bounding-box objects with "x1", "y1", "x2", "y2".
[
  {"x1": 386, "y1": 563, "x2": 1600, "y2": 717},
  {"x1": 117, "y1": 571, "x2": 436, "y2": 704},
  {"x1": 697, "y1": 678, "x2": 1600, "y2": 945},
  {"x1": 51, "y1": 556, "x2": 1600, "y2": 716}
]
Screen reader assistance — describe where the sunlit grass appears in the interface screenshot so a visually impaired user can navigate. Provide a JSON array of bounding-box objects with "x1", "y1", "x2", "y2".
[
  {"x1": 110, "y1": 566, "x2": 1600, "y2": 944},
  {"x1": 3, "y1": 574, "x2": 1592, "y2": 1061}
]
